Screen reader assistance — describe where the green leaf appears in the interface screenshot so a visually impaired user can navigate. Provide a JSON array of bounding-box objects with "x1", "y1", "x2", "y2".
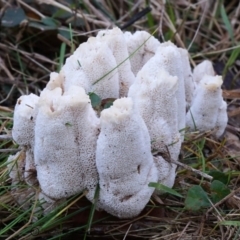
[
  {"x1": 165, "y1": 0, "x2": 175, "y2": 40},
  {"x1": 41, "y1": 17, "x2": 60, "y2": 28},
  {"x1": 185, "y1": 185, "x2": 210, "y2": 211},
  {"x1": 68, "y1": 18, "x2": 85, "y2": 28},
  {"x1": 208, "y1": 170, "x2": 229, "y2": 184},
  {"x1": 89, "y1": 92, "x2": 102, "y2": 109},
  {"x1": 166, "y1": 0, "x2": 176, "y2": 24},
  {"x1": 148, "y1": 182, "x2": 183, "y2": 198},
  {"x1": 210, "y1": 180, "x2": 230, "y2": 203},
  {"x1": 103, "y1": 101, "x2": 113, "y2": 109},
  {"x1": 1, "y1": 7, "x2": 26, "y2": 27},
  {"x1": 52, "y1": 8, "x2": 72, "y2": 19},
  {"x1": 102, "y1": 98, "x2": 115, "y2": 109},
  {"x1": 147, "y1": 11, "x2": 155, "y2": 29},
  {"x1": 28, "y1": 22, "x2": 57, "y2": 31},
  {"x1": 58, "y1": 29, "x2": 71, "y2": 40}
]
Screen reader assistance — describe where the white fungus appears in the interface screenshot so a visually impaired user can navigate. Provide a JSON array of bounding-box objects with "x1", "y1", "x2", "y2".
[
  {"x1": 156, "y1": 42, "x2": 186, "y2": 134},
  {"x1": 9, "y1": 27, "x2": 228, "y2": 219},
  {"x1": 124, "y1": 30, "x2": 160, "y2": 75},
  {"x1": 96, "y1": 27, "x2": 136, "y2": 97},
  {"x1": 179, "y1": 48, "x2": 195, "y2": 108},
  {"x1": 193, "y1": 60, "x2": 215, "y2": 85},
  {"x1": 34, "y1": 86, "x2": 99, "y2": 201},
  {"x1": 12, "y1": 93, "x2": 39, "y2": 146},
  {"x1": 62, "y1": 36, "x2": 120, "y2": 99},
  {"x1": 128, "y1": 66, "x2": 181, "y2": 188},
  {"x1": 186, "y1": 75, "x2": 226, "y2": 135},
  {"x1": 214, "y1": 101, "x2": 228, "y2": 138},
  {"x1": 46, "y1": 72, "x2": 64, "y2": 91},
  {"x1": 96, "y1": 98, "x2": 158, "y2": 218}
]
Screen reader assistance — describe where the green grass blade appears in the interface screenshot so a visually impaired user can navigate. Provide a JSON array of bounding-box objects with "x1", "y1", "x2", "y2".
[
  {"x1": 224, "y1": 44, "x2": 240, "y2": 75},
  {"x1": 220, "y1": 221, "x2": 240, "y2": 226},
  {"x1": 58, "y1": 42, "x2": 66, "y2": 72},
  {"x1": 149, "y1": 182, "x2": 183, "y2": 198},
  {"x1": 93, "y1": 28, "x2": 158, "y2": 86},
  {"x1": 83, "y1": 184, "x2": 100, "y2": 240},
  {"x1": 0, "y1": 208, "x2": 32, "y2": 235},
  {"x1": 220, "y1": 3, "x2": 234, "y2": 42},
  {"x1": 69, "y1": 23, "x2": 74, "y2": 53}
]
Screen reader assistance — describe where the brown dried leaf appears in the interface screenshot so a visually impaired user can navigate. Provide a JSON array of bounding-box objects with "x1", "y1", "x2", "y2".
[
  {"x1": 228, "y1": 108, "x2": 240, "y2": 117},
  {"x1": 226, "y1": 195, "x2": 240, "y2": 209},
  {"x1": 224, "y1": 131, "x2": 240, "y2": 161},
  {"x1": 223, "y1": 89, "x2": 240, "y2": 99}
]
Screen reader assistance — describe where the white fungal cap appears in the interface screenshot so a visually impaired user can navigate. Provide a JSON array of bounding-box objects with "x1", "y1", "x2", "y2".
[
  {"x1": 34, "y1": 86, "x2": 100, "y2": 201},
  {"x1": 96, "y1": 27, "x2": 136, "y2": 97},
  {"x1": 186, "y1": 75, "x2": 224, "y2": 133},
  {"x1": 71, "y1": 37, "x2": 119, "y2": 99},
  {"x1": 178, "y1": 48, "x2": 194, "y2": 108},
  {"x1": 62, "y1": 54, "x2": 91, "y2": 93},
  {"x1": 12, "y1": 93, "x2": 39, "y2": 146},
  {"x1": 46, "y1": 72, "x2": 64, "y2": 91},
  {"x1": 128, "y1": 67, "x2": 181, "y2": 187},
  {"x1": 193, "y1": 60, "x2": 215, "y2": 85},
  {"x1": 96, "y1": 97, "x2": 158, "y2": 218},
  {"x1": 214, "y1": 100, "x2": 228, "y2": 138},
  {"x1": 123, "y1": 30, "x2": 160, "y2": 76},
  {"x1": 156, "y1": 42, "x2": 186, "y2": 134}
]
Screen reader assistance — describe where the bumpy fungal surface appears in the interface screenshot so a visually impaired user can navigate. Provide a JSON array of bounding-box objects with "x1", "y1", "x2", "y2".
[
  {"x1": 128, "y1": 65, "x2": 181, "y2": 188},
  {"x1": 179, "y1": 48, "x2": 194, "y2": 108},
  {"x1": 12, "y1": 93, "x2": 39, "y2": 146},
  {"x1": 215, "y1": 101, "x2": 228, "y2": 138},
  {"x1": 124, "y1": 30, "x2": 160, "y2": 75},
  {"x1": 96, "y1": 28, "x2": 136, "y2": 97},
  {"x1": 9, "y1": 27, "x2": 228, "y2": 219},
  {"x1": 193, "y1": 60, "x2": 215, "y2": 85},
  {"x1": 62, "y1": 37, "x2": 119, "y2": 99},
  {"x1": 34, "y1": 86, "x2": 99, "y2": 201},
  {"x1": 96, "y1": 98, "x2": 158, "y2": 218},
  {"x1": 186, "y1": 75, "x2": 227, "y2": 138}
]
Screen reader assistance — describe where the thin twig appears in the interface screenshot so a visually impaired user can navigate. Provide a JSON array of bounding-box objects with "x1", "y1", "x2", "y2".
[
  {"x1": 0, "y1": 84, "x2": 16, "y2": 104},
  {"x1": 123, "y1": 224, "x2": 132, "y2": 240},
  {"x1": 0, "y1": 57, "x2": 15, "y2": 81},
  {"x1": 187, "y1": 2, "x2": 207, "y2": 51},
  {"x1": 37, "y1": 0, "x2": 110, "y2": 27},
  {"x1": 172, "y1": 159, "x2": 213, "y2": 181},
  {"x1": 17, "y1": 0, "x2": 46, "y2": 18},
  {"x1": 0, "y1": 149, "x2": 20, "y2": 153},
  {"x1": 0, "y1": 134, "x2": 13, "y2": 141},
  {"x1": 177, "y1": 221, "x2": 191, "y2": 240}
]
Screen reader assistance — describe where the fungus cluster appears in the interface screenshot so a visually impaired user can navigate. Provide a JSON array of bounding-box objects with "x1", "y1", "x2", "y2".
[{"x1": 8, "y1": 27, "x2": 228, "y2": 219}]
